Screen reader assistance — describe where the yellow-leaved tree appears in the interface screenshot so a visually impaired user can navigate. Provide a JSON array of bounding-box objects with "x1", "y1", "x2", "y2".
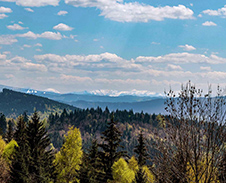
[
  {"x1": 0, "y1": 136, "x2": 10, "y2": 183},
  {"x1": 112, "y1": 158, "x2": 135, "y2": 183},
  {"x1": 54, "y1": 126, "x2": 83, "y2": 183},
  {"x1": 186, "y1": 159, "x2": 219, "y2": 183},
  {"x1": 2, "y1": 140, "x2": 18, "y2": 164}
]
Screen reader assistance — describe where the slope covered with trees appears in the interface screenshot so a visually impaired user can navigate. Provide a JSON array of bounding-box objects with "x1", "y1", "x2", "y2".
[
  {"x1": 1, "y1": 81, "x2": 226, "y2": 182},
  {"x1": 0, "y1": 89, "x2": 77, "y2": 118}
]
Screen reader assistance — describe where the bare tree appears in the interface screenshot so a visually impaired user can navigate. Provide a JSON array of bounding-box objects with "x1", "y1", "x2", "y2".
[{"x1": 151, "y1": 81, "x2": 226, "y2": 183}]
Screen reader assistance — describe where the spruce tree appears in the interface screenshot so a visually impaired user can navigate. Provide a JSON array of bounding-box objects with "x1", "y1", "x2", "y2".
[
  {"x1": 134, "y1": 131, "x2": 148, "y2": 167},
  {"x1": 134, "y1": 131, "x2": 149, "y2": 183},
  {"x1": 99, "y1": 115, "x2": 126, "y2": 182},
  {"x1": 10, "y1": 116, "x2": 30, "y2": 183},
  {"x1": 26, "y1": 111, "x2": 55, "y2": 183},
  {"x1": 0, "y1": 113, "x2": 7, "y2": 135},
  {"x1": 79, "y1": 139, "x2": 104, "y2": 183}
]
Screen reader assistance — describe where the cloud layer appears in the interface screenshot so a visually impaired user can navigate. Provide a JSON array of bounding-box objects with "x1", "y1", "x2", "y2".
[{"x1": 65, "y1": 0, "x2": 194, "y2": 22}]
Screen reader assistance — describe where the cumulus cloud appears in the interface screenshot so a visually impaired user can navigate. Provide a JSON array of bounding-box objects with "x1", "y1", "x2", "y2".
[
  {"x1": 65, "y1": 0, "x2": 194, "y2": 22},
  {"x1": 202, "y1": 5, "x2": 226, "y2": 17},
  {"x1": 17, "y1": 31, "x2": 63, "y2": 40},
  {"x1": 200, "y1": 66, "x2": 211, "y2": 71},
  {"x1": 136, "y1": 52, "x2": 226, "y2": 64},
  {"x1": 23, "y1": 44, "x2": 31, "y2": 48},
  {"x1": 0, "y1": 6, "x2": 12, "y2": 13},
  {"x1": 53, "y1": 23, "x2": 73, "y2": 31},
  {"x1": 0, "y1": 14, "x2": 8, "y2": 19},
  {"x1": 1, "y1": 0, "x2": 59, "y2": 7},
  {"x1": 39, "y1": 31, "x2": 62, "y2": 40},
  {"x1": 57, "y1": 10, "x2": 68, "y2": 16},
  {"x1": 167, "y1": 64, "x2": 183, "y2": 71},
  {"x1": 202, "y1": 21, "x2": 217, "y2": 26},
  {"x1": 7, "y1": 23, "x2": 28, "y2": 30},
  {"x1": 24, "y1": 8, "x2": 34, "y2": 12},
  {"x1": 178, "y1": 44, "x2": 196, "y2": 51},
  {"x1": 0, "y1": 35, "x2": 18, "y2": 45},
  {"x1": 34, "y1": 43, "x2": 42, "y2": 47}
]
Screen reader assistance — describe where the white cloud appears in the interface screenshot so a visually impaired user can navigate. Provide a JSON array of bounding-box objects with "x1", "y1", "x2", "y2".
[
  {"x1": 1, "y1": 0, "x2": 59, "y2": 7},
  {"x1": 34, "y1": 43, "x2": 42, "y2": 47},
  {"x1": 0, "y1": 6, "x2": 12, "y2": 13},
  {"x1": 198, "y1": 14, "x2": 202, "y2": 17},
  {"x1": 65, "y1": 0, "x2": 194, "y2": 22},
  {"x1": 39, "y1": 31, "x2": 62, "y2": 40},
  {"x1": 151, "y1": 42, "x2": 160, "y2": 45},
  {"x1": 93, "y1": 39, "x2": 99, "y2": 42},
  {"x1": 36, "y1": 49, "x2": 42, "y2": 52},
  {"x1": 53, "y1": 23, "x2": 73, "y2": 31},
  {"x1": 17, "y1": 31, "x2": 37, "y2": 39},
  {"x1": 18, "y1": 21, "x2": 23, "y2": 24},
  {"x1": 57, "y1": 10, "x2": 68, "y2": 16},
  {"x1": 202, "y1": 21, "x2": 217, "y2": 26},
  {"x1": 0, "y1": 14, "x2": 8, "y2": 19},
  {"x1": 0, "y1": 35, "x2": 18, "y2": 45},
  {"x1": 178, "y1": 44, "x2": 196, "y2": 51},
  {"x1": 167, "y1": 64, "x2": 183, "y2": 71},
  {"x1": 23, "y1": 44, "x2": 31, "y2": 48},
  {"x1": 200, "y1": 66, "x2": 211, "y2": 71},
  {"x1": 0, "y1": 54, "x2": 7, "y2": 60},
  {"x1": 24, "y1": 8, "x2": 34, "y2": 12},
  {"x1": 135, "y1": 52, "x2": 226, "y2": 64},
  {"x1": 70, "y1": 34, "x2": 77, "y2": 39},
  {"x1": 17, "y1": 31, "x2": 63, "y2": 40},
  {"x1": 202, "y1": 5, "x2": 226, "y2": 17},
  {"x1": 3, "y1": 51, "x2": 11, "y2": 55},
  {"x1": 7, "y1": 24, "x2": 28, "y2": 30}
]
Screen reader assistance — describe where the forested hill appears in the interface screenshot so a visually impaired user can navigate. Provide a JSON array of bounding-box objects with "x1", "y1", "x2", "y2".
[{"x1": 0, "y1": 88, "x2": 77, "y2": 118}]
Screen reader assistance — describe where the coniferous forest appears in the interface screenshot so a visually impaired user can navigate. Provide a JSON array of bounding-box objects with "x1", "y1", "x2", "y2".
[{"x1": 1, "y1": 82, "x2": 226, "y2": 183}]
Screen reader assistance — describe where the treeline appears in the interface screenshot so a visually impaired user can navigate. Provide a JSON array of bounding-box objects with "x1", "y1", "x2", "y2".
[
  {"x1": 0, "y1": 111, "x2": 152, "y2": 183},
  {"x1": 47, "y1": 107, "x2": 162, "y2": 155},
  {"x1": 1, "y1": 81, "x2": 226, "y2": 182}
]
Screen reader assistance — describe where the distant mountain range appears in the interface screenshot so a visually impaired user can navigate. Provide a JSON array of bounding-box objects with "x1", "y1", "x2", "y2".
[{"x1": 0, "y1": 84, "x2": 166, "y2": 114}]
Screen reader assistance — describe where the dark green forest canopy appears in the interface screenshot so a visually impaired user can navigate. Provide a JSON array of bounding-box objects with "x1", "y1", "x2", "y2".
[{"x1": 0, "y1": 89, "x2": 77, "y2": 118}]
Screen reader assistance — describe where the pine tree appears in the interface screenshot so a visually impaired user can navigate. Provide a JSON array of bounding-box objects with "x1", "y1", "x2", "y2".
[
  {"x1": 79, "y1": 139, "x2": 104, "y2": 183},
  {"x1": 99, "y1": 115, "x2": 126, "y2": 182},
  {"x1": 26, "y1": 111, "x2": 55, "y2": 183},
  {"x1": 0, "y1": 113, "x2": 7, "y2": 135},
  {"x1": 134, "y1": 131, "x2": 149, "y2": 183},
  {"x1": 134, "y1": 131, "x2": 148, "y2": 167},
  {"x1": 10, "y1": 116, "x2": 30, "y2": 183}
]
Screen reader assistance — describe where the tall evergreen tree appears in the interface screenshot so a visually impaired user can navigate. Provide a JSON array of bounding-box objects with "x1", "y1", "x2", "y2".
[
  {"x1": 79, "y1": 139, "x2": 104, "y2": 183},
  {"x1": 26, "y1": 111, "x2": 55, "y2": 183},
  {"x1": 134, "y1": 131, "x2": 148, "y2": 167},
  {"x1": 10, "y1": 116, "x2": 30, "y2": 183},
  {"x1": 134, "y1": 131, "x2": 149, "y2": 183},
  {"x1": 99, "y1": 115, "x2": 126, "y2": 182},
  {"x1": 0, "y1": 113, "x2": 7, "y2": 135}
]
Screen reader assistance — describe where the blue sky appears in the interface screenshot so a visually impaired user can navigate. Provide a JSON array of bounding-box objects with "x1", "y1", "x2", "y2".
[{"x1": 1, "y1": 0, "x2": 226, "y2": 94}]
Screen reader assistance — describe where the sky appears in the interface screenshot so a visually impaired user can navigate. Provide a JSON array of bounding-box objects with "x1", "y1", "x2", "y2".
[{"x1": 1, "y1": 0, "x2": 226, "y2": 94}]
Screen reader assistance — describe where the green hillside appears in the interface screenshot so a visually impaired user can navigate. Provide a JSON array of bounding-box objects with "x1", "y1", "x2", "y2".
[{"x1": 0, "y1": 88, "x2": 77, "y2": 118}]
